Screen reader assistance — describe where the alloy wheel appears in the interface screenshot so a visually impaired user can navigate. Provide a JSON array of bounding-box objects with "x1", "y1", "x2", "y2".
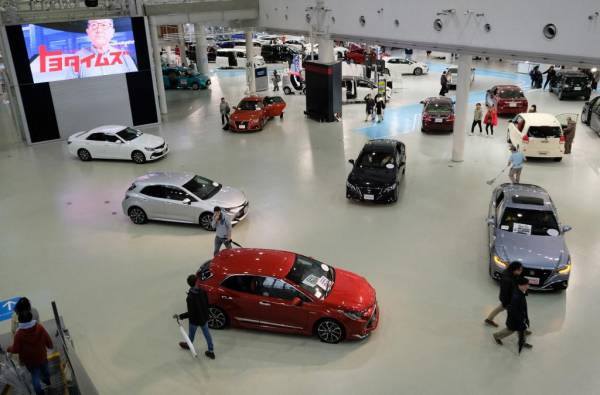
[
  {"x1": 414, "y1": 67, "x2": 423, "y2": 76},
  {"x1": 317, "y1": 320, "x2": 343, "y2": 343},
  {"x1": 200, "y1": 213, "x2": 214, "y2": 231},
  {"x1": 78, "y1": 149, "x2": 91, "y2": 161},
  {"x1": 208, "y1": 307, "x2": 227, "y2": 329},
  {"x1": 129, "y1": 207, "x2": 147, "y2": 224},
  {"x1": 132, "y1": 151, "x2": 146, "y2": 164}
]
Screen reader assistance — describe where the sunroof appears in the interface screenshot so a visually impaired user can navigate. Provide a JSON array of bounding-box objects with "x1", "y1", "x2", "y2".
[{"x1": 512, "y1": 196, "x2": 545, "y2": 206}]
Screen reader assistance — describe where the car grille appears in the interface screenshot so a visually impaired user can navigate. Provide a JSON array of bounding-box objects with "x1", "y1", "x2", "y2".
[
  {"x1": 524, "y1": 267, "x2": 553, "y2": 286},
  {"x1": 359, "y1": 186, "x2": 382, "y2": 196},
  {"x1": 236, "y1": 121, "x2": 248, "y2": 129},
  {"x1": 155, "y1": 143, "x2": 165, "y2": 150}
]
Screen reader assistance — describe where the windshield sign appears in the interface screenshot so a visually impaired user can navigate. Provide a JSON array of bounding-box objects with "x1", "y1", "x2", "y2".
[{"x1": 500, "y1": 208, "x2": 559, "y2": 236}]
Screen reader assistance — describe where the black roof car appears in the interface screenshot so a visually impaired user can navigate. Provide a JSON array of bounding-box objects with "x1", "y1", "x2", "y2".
[
  {"x1": 549, "y1": 70, "x2": 591, "y2": 100},
  {"x1": 346, "y1": 139, "x2": 406, "y2": 203}
]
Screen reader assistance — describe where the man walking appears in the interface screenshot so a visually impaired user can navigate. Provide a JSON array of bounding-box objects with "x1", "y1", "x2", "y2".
[
  {"x1": 375, "y1": 94, "x2": 386, "y2": 123},
  {"x1": 485, "y1": 261, "x2": 523, "y2": 327},
  {"x1": 212, "y1": 207, "x2": 232, "y2": 256},
  {"x1": 493, "y1": 277, "x2": 533, "y2": 353},
  {"x1": 219, "y1": 97, "x2": 231, "y2": 125},
  {"x1": 175, "y1": 274, "x2": 215, "y2": 360},
  {"x1": 272, "y1": 70, "x2": 280, "y2": 91},
  {"x1": 563, "y1": 116, "x2": 576, "y2": 154},
  {"x1": 542, "y1": 65, "x2": 556, "y2": 91},
  {"x1": 471, "y1": 103, "x2": 483, "y2": 135},
  {"x1": 439, "y1": 71, "x2": 448, "y2": 96},
  {"x1": 7, "y1": 311, "x2": 54, "y2": 395},
  {"x1": 508, "y1": 145, "x2": 525, "y2": 183},
  {"x1": 364, "y1": 93, "x2": 375, "y2": 122}
]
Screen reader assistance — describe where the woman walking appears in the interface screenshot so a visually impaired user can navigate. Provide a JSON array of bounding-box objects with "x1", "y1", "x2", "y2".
[{"x1": 484, "y1": 105, "x2": 498, "y2": 136}]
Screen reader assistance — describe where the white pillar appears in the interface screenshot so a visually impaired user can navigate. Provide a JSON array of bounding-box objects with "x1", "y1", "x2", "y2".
[
  {"x1": 245, "y1": 30, "x2": 256, "y2": 95},
  {"x1": 194, "y1": 23, "x2": 209, "y2": 75},
  {"x1": 179, "y1": 24, "x2": 188, "y2": 67},
  {"x1": 316, "y1": 35, "x2": 334, "y2": 63},
  {"x1": 149, "y1": 20, "x2": 167, "y2": 114},
  {"x1": 451, "y1": 55, "x2": 472, "y2": 162}
]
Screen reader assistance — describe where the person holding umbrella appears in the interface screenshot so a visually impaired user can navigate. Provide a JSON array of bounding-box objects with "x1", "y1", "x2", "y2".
[{"x1": 493, "y1": 277, "x2": 533, "y2": 353}]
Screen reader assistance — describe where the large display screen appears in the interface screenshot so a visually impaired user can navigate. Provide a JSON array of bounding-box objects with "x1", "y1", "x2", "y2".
[{"x1": 21, "y1": 18, "x2": 138, "y2": 83}]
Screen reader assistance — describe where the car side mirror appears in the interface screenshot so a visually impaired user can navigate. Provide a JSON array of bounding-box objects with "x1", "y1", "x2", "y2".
[
  {"x1": 291, "y1": 297, "x2": 303, "y2": 306},
  {"x1": 348, "y1": 159, "x2": 355, "y2": 165},
  {"x1": 182, "y1": 198, "x2": 192, "y2": 205},
  {"x1": 486, "y1": 217, "x2": 495, "y2": 225},
  {"x1": 561, "y1": 225, "x2": 572, "y2": 233}
]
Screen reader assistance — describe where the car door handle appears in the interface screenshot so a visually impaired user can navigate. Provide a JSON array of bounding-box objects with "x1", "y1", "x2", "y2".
[
  {"x1": 259, "y1": 301, "x2": 271, "y2": 306},
  {"x1": 221, "y1": 295, "x2": 233, "y2": 300}
]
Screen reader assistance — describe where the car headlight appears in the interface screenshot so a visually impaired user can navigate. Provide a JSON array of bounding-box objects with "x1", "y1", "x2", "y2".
[
  {"x1": 493, "y1": 255, "x2": 508, "y2": 268},
  {"x1": 383, "y1": 183, "x2": 397, "y2": 193},
  {"x1": 144, "y1": 147, "x2": 154, "y2": 151},
  {"x1": 342, "y1": 310, "x2": 363, "y2": 321},
  {"x1": 346, "y1": 181, "x2": 359, "y2": 192},
  {"x1": 558, "y1": 258, "x2": 571, "y2": 274}
]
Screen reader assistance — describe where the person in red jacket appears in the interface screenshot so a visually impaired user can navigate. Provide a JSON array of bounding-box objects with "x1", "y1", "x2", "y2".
[
  {"x1": 484, "y1": 105, "x2": 498, "y2": 136},
  {"x1": 7, "y1": 311, "x2": 53, "y2": 395}
]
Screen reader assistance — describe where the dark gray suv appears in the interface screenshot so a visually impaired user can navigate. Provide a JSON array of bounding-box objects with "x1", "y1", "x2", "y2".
[{"x1": 487, "y1": 183, "x2": 572, "y2": 290}]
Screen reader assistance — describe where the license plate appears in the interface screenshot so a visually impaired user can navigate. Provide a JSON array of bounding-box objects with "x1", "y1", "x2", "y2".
[
  {"x1": 574, "y1": 87, "x2": 581, "y2": 91},
  {"x1": 509, "y1": 102, "x2": 517, "y2": 107},
  {"x1": 435, "y1": 118, "x2": 443, "y2": 123},
  {"x1": 524, "y1": 276, "x2": 540, "y2": 285},
  {"x1": 539, "y1": 152, "x2": 548, "y2": 155},
  {"x1": 364, "y1": 194, "x2": 375, "y2": 200},
  {"x1": 238, "y1": 124, "x2": 246, "y2": 129},
  {"x1": 180, "y1": 80, "x2": 187, "y2": 86}
]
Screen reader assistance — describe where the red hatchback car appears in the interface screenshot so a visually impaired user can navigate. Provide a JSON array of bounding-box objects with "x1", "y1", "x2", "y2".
[
  {"x1": 421, "y1": 96, "x2": 455, "y2": 133},
  {"x1": 195, "y1": 248, "x2": 379, "y2": 343},
  {"x1": 486, "y1": 85, "x2": 528, "y2": 115},
  {"x1": 228, "y1": 95, "x2": 286, "y2": 132}
]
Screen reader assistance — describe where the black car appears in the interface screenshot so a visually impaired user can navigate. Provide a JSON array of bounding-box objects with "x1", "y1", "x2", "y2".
[
  {"x1": 582, "y1": 96, "x2": 600, "y2": 136},
  {"x1": 549, "y1": 70, "x2": 592, "y2": 100},
  {"x1": 261, "y1": 44, "x2": 298, "y2": 63},
  {"x1": 346, "y1": 139, "x2": 406, "y2": 203}
]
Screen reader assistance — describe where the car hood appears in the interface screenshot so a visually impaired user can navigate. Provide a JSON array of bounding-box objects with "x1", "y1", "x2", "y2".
[
  {"x1": 230, "y1": 110, "x2": 261, "y2": 122},
  {"x1": 324, "y1": 268, "x2": 376, "y2": 311},
  {"x1": 133, "y1": 133, "x2": 165, "y2": 148},
  {"x1": 348, "y1": 166, "x2": 396, "y2": 187},
  {"x1": 209, "y1": 186, "x2": 246, "y2": 208},
  {"x1": 494, "y1": 230, "x2": 568, "y2": 269}
]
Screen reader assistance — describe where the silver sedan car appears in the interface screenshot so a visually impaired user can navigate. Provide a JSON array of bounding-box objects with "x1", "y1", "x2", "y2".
[
  {"x1": 122, "y1": 172, "x2": 249, "y2": 230},
  {"x1": 487, "y1": 183, "x2": 572, "y2": 290}
]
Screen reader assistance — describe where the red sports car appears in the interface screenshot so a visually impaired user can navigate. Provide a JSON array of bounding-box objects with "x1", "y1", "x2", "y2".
[
  {"x1": 486, "y1": 85, "x2": 528, "y2": 115},
  {"x1": 196, "y1": 248, "x2": 379, "y2": 343},
  {"x1": 420, "y1": 96, "x2": 455, "y2": 133},
  {"x1": 228, "y1": 95, "x2": 286, "y2": 132}
]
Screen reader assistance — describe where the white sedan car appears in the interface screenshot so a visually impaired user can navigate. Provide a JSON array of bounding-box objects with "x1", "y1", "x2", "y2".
[
  {"x1": 67, "y1": 125, "x2": 168, "y2": 164},
  {"x1": 385, "y1": 57, "x2": 429, "y2": 76}
]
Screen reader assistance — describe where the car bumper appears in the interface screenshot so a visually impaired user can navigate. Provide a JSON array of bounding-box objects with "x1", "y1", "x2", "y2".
[
  {"x1": 228, "y1": 202, "x2": 249, "y2": 225},
  {"x1": 147, "y1": 145, "x2": 169, "y2": 161},
  {"x1": 497, "y1": 106, "x2": 528, "y2": 115},
  {"x1": 490, "y1": 262, "x2": 570, "y2": 290},
  {"x1": 346, "y1": 186, "x2": 396, "y2": 203},
  {"x1": 521, "y1": 147, "x2": 563, "y2": 158},
  {"x1": 559, "y1": 89, "x2": 591, "y2": 98},
  {"x1": 347, "y1": 303, "x2": 380, "y2": 340},
  {"x1": 229, "y1": 122, "x2": 262, "y2": 132},
  {"x1": 422, "y1": 122, "x2": 454, "y2": 132}
]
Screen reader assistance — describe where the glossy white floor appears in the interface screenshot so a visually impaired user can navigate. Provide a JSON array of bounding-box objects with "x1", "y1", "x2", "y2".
[{"x1": 1, "y1": 57, "x2": 600, "y2": 395}]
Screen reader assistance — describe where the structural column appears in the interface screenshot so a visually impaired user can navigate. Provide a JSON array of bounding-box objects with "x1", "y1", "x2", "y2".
[
  {"x1": 245, "y1": 30, "x2": 256, "y2": 95},
  {"x1": 149, "y1": 19, "x2": 167, "y2": 114},
  {"x1": 194, "y1": 23, "x2": 209, "y2": 75},
  {"x1": 178, "y1": 24, "x2": 188, "y2": 66},
  {"x1": 316, "y1": 35, "x2": 334, "y2": 63},
  {"x1": 451, "y1": 55, "x2": 472, "y2": 162}
]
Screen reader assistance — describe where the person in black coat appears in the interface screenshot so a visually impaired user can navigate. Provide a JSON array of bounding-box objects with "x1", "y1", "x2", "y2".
[
  {"x1": 174, "y1": 274, "x2": 215, "y2": 359},
  {"x1": 485, "y1": 261, "x2": 522, "y2": 327},
  {"x1": 493, "y1": 277, "x2": 533, "y2": 353},
  {"x1": 542, "y1": 65, "x2": 556, "y2": 91},
  {"x1": 364, "y1": 94, "x2": 375, "y2": 122},
  {"x1": 439, "y1": 71, "x2": 448, "y2": 96},
  {"x1": 375, "y1": 95, "x2": 386, "y2": 123}
]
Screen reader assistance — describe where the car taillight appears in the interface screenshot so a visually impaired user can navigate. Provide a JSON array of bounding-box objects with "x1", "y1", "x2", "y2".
[
  {"x1": 559, "y1": 135, "x2": 565, "y2": 143},
  {"x1": 447, "y1": 114, "x2": 455, "y2": 121},
  {"x1": 423, "y1": 114, "x2": 432, "y2": 122},
  {"x1": 522, "y1": 134, "x2": 529, "y2": 143}
]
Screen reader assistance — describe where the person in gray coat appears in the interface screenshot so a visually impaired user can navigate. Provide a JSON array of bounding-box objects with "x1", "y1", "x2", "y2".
[
  {"x1": 212, "y1": 207, "x2": 232, "y2": 256},
  {"x1": 219, "y1": 98, "x2": 231, "y2": 125}
]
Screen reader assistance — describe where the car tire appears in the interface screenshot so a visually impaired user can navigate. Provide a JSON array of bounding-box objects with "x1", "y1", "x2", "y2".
[
  {"x1": 558, "y1": 90, "x2": 564, "y2": 100},
  {"x1": 402, "y1": 167, "x2": 406, "y2": 175},
  {"x1": 315, "y1": 319, "x2": 345, "y2": 344},
  {"x1": 280, "y1": 112, "x2": 284, "y2": 120},
  {"x1": 413, "y1": 67, "x2": 423, "y2": 76},
  {"x1": 554, "y1": 157, "x2": 563, "y2": 162},
  {"x1": 283, "y1": 87, "x2": 292, "y2": 95},
  {"x1": 391, "y1": 184, "x2": 399, "y2": 203},
  {"x1": 192, "y1": 83, "x2": 200, "y2": 90},
  {"x1": 131, "y1": 151, "x2": 146, "y2": 164},
  {"x1": 128, "y1": 206, "x2": 147, "y2": 224},
  {"x1": 77, "y1": 148, "x2": 92, "y2": 161},
  {"x1": 199, "y1": 212, "x2": 214, "y2": 231},
  {"x1": 506, "y1": 132, "x2": 511, "y2": 143},
  {"x1": 207, "y1": 306, "x2": 228, "y2": 329},
  {"x1": 584, "y1": 95, "x2": 590, "y2": 101}
]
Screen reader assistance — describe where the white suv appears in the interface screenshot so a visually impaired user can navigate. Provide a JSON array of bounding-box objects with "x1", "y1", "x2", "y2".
[{"x1": 507, "y1": 113, "x2": 569, "y2": 162}]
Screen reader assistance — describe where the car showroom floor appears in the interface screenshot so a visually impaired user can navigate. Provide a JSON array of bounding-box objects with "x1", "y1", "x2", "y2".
[{"x1": 1, "y1": 56, "x2": 600, "y2": 395}]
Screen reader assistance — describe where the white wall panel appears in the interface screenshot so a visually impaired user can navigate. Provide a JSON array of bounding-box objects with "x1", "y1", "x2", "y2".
[{"x1": 50, "y1": 74, "x2": 133, "y2": 139}]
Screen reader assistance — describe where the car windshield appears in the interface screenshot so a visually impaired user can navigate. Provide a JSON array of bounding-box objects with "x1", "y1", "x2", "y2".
[
  {"x1": 116, "y1": 127, "x2": 142, "y2": 141},
  {"x1": 426, "y1": 103, "x2": 452, "y2": 113},
  {"x1": 357, "y1": 149, "x2": 395, "y2": 169},
  {"x1": 286, "y1": 255, "x2": 335, "y2": 300},
  {"x1": 564, "y1": 77, "x2": 587, "y2": 85},
  {"x1": 498, "y1": 90, "x2": 524, "y2": 99},
  {"x1": 237, "y1": 100, "x2": 259, "y2": 111},
  {"x1": 500, "y1": 208, "x2": 559, "y2": 236},
  {"x1": 182, "y1": 175, "x2": 222, "y2": 200},
  {"x1": 528, "y1": 126, "x2": 562, "y2": 138}
]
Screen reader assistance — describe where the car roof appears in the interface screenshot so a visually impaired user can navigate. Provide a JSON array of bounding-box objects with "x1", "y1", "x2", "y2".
[
  {"x1": 557, "y1": 70, "x2": 586, "y2": 76},
  {"x1": 498, "y1": 183, "x2": 554, "y2": 210},
  {"x1": 424, "y1": 96, "x2": 453, "y2": 104},
  {"x1": 239, "y1": 95, "x2": 264, "y2": 102},
  {"x1": 517, "y1": 113, "x2": 561, "y2": 126},
  {"x1": 134, "y1": 172, "x2": 195, "y2": 186},
  {"x1": 88, "y1": 125, "x2": 127, "y2": 135},
  {"x1": 365, "y1": 139, "x2": 401, "y2": 148},
  {"x1": 494, "y1": 84, "x2": 522, "y2": 90},
  {"x1": 212, "y1": 248, "x2": 297, "y2": 278}
]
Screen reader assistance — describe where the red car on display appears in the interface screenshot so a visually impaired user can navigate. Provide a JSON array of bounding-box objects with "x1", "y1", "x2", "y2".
[
  {"x1": 486, "y1": 85, "x2": 528, "y2": 115},
  {"x1": 420, "y1": 96, "x2": 455, "y2": 133},
  {"x1": 228, "y1": 95, "x2": 286, "y2": 132},
  {"x1": 196, "y1": 248, "x2": 379, "y2": 343}
]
